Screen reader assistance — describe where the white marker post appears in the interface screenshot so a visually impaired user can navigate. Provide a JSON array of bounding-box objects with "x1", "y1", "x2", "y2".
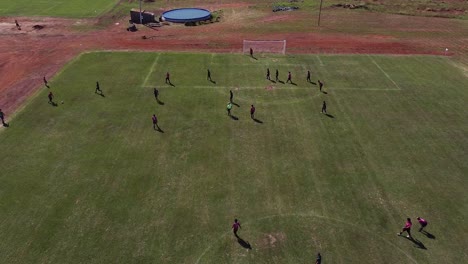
[{"x1": 445, "y1": 48, "x2": 448, "y2": 56}]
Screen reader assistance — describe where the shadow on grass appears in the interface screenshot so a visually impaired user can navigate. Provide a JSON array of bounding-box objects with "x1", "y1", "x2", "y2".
[
  {"x1": 237, "y1": 237, "x2": 252, "y2": 250},
  {"x1": 421, "y1": 231, "x2": 436, "y2": 239},
  {"x1": 402, "y1": 236, "x2": 427, "y2": 250},
  {"x1": 230, "y1": 115, "x2": 239, "y2": 121},
  {"x1": 325, "y1": 113, "x2": 334, "y2": 118},
  {"x1": 253, "y1": 118, "x2": 263, "y2": 124},
  {"x1": 157, "y1": 99, "x2": 165, "y2": 105},
  {"x1": 231, "y1": 102, "x2": 240, "y2": 107}
]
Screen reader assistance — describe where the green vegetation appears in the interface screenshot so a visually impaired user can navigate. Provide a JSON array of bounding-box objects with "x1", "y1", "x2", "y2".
[
  {"x1": 0, "y1": 0, "x2": 118, "y2": 18},
  {"x1": 0, "y1": 52, "x2": 467, "y2": 263}
]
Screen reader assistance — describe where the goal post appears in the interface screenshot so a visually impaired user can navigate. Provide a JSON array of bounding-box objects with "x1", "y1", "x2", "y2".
[{"x1": 242, "y1": 40, "x2": 286, "y2": 55}]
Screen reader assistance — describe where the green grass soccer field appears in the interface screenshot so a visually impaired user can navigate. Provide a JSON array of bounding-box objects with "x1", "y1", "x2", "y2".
[
  {"x1": 0, "y1": 0, "x2": 118, "y2": 17},
  {"x1": 0, "y1": 52, "x2": 467, "y2": 263}
]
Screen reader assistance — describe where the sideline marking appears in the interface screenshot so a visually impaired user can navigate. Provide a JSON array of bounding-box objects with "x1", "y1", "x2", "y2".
[
  {"x1": 195, "y1": 213, "x2": 418, "y2": 264},
  {"x1": 142, "y1": 54, "x2": 161, "y2": 87},
  {"x1": 316, "y1": 55, "x2": 325, "y2": 66},
  {"x1": 368, "y1": 55, "x2": 402, "y2": 90}
]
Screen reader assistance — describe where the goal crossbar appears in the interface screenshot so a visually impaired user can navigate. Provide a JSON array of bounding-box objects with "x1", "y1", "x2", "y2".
[{"x1": 243, "y1": 40, "x2": 286, "y2": 55}]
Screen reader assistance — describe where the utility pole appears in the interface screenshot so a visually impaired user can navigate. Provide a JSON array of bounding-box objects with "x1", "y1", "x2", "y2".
[
  {"x1": 318, "y1": 0, "x2": 324, "y2": 26},
  {"x1": 139, "y1": 0, "x2": 143, "y2": 24}
]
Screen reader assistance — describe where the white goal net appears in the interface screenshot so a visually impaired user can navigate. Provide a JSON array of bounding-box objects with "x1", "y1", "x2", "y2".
[{"x1": 242, "y1": 40, "x2": 286, "y2": 55}]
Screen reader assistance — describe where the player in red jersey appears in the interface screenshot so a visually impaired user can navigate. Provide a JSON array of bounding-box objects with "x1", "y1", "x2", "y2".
[
  {"x1": 250, "y1": 105, "x2": 256, "y2": 119},
  {"x1": 417, "y1": 217, "x2": 428, "y2": 232},
  {"x1": 232, "y1": 219, "x2": 241, "y2": 237},
  {"x1": 398, "y1": 218, "x2": 413, "y2": 239}
]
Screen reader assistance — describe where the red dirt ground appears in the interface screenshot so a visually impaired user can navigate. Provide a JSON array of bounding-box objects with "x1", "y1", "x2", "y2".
[{"x1": 0, "y1": 6, "x2": 467, "y2": 117}]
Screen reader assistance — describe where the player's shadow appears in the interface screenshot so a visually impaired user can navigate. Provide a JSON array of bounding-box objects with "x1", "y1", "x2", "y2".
[
  {"x1": 269, "y1": 80, "x2": 276, "y2": 83},
  {"x1": 237, "y1": 237, "x2": 252, "y2": 250},
  {"x1": 421, "y1": 231, "x2": 436, "y2": 239},
  {"x1": 403, "y1": 236, "x2": 427, "y2": 250},
  {"x1": 250, "y1": 55, "x2": 258, "y2": 60},
  {"x1": 2, "y1": 123, "x2": 10, "y2": 127},
  {"x1": 209, "y1": 79, "x2": 216, "y2": 84},
  {"x1": 49, "y1": 101, "x2": 58, "y2": 107},
  {"x1": 277, "y1": 80, "x2": 284, "y2": 84},
  {"x1": 322, "y1": 91, "x2": 328, "y2": 94},
  {"x1": 230, "y1": 115, "x2": 239, "y2": 120},
  {"x1": 231, "y1": 102, "x2": 240, "y2": 107},
  {"x1": 154, "y1": 126, "x2": 164, "y2": 133},
  {"x1": 289, "y1": 82, "x2": 297, "y2": 86},
  {"x1": 311, "y1": 81, "x2": 317, "y2": 85},
  {"x1": 98, "y1": 93, "x2": 105, "y2": 97},
  {"x1": 253, "y1": 118, "x2": 263, "y2": 124},
  {"x1": 325, "y1": 113, "x2": 334, "y2": 118},
  {"x1": 156, "y1": 99, "x2": 165, "y2": 105}
]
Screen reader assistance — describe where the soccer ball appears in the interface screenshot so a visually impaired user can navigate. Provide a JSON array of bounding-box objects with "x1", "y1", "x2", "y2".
[{"x1": 61, "y1": 101, "x2": 64, "y2": 104}]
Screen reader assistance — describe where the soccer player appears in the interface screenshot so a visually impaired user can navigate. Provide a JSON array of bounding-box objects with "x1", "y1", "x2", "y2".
[
  {"x1": 95, "y1": 81, "x2": 102, "y2": 94},
  {"x1": 321, "y1": 101, "x2": 327, "y2": 114},
  {"x1": 250, "y1": 104, "x2": 256, "y2": 119},
  {"x1": 398, "y1": 218, "x2": 413, "y2": 239},
  {"x1": 266, "y1": 68, "x2": 270, "y2": 80},
  {"x1": 232, "y1": 219, "x2": 241, "y2": 237},
  {"x1": 43, "y1": 76, "x2": 49, "y2": 88},
  {"x1": 207, "y1": 69, "x2": 212, "y2": 81},
  {"x1": 275, "y1": 69, "x2": 279, "y2": 82},
  {"x1": 318, "y1": 80, "x2": 324, "y2": 92},
  {"x1": 316, "y1": 253, "x2": 322, "y2": 264},
  {"x1": 154, "y1": 88, "x2": 159, "y2": 101},
  {"x1": 286, "y1": 71, "x2": 292, "y2": 83},
  {"x1": 165, "y1": 72, "x2": 171, "y2": 84},
  {"x1": 48, "y1": 91, "x2": 54, "y2": 104},
  {"x1": 230, "y1": 90, "x2": 233, "y2": 103},
  {"x1": 15, "y1": 19, "x2": 21, "y2": 30},
  {"x1": 417, "y1": 217, "x2": 428, "y2": 232},
  {"x1": 152, "y1": 114, "x2": 159, "y2": 130},
  {"x1": 249, "y1": 48, "x2": 253, "y2": 58},
  {"x1": 307, "y1": 70, "x2": 311, "y2": 83},
  {"x1": 227, "y1": 102, "x2": 232, "y2": 116},
  {"x1": 0, "y1": 109, "x2": 6, "y2": 126}
]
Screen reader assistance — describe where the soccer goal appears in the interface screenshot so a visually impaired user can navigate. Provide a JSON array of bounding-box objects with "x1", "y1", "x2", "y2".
[{"x1": 242, "y1": 40, "x2": 286, "y2": 55}]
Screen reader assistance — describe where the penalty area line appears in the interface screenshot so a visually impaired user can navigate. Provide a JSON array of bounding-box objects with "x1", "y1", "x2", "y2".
[
  {"x1": 368, "y1": 55, "x2": 402, "y2": 90},
  {"x1": 142, "y1": 54, "x2": 161, "y2": 87}
]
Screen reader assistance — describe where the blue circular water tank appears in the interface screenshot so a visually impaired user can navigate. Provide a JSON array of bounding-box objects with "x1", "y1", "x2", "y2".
[{"x1": 162, "y1": 8, "x2": 212, "y2": 23}]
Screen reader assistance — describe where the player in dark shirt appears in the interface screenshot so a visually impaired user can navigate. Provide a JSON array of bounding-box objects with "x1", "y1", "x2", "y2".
[
  {"x1": 0, "y1": 109, "x2": 6, "y2": 126},
  {"x1": 165, "y1": 72, "x2": 171, "y2": 84},
  {"x1": 318, "y1": 80, "x2": 324, "y2": 92},
  {"x1": 250, "y1": 105, "x2": 256, "y2": 119},
  {"x1": 321, "y1": 101, "x2": 327, "y2": 114},
  {"x1": 154, "y1": 88, "x2": 159, "y2": 101}
]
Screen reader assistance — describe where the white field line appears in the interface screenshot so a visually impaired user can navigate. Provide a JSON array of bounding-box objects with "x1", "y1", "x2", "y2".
[
  {"x1": 368, "y1": 55, "x2": 402, "y2": 90},
  {"x1": 141, "y1": 85, "x2": 400, "y2": 91},
  {"x1": 142, "y1": 54, "x2": 161, "y2": 87},
  {"x1": 316, "y1": 55, "x2": 325, "y2": 66}
]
